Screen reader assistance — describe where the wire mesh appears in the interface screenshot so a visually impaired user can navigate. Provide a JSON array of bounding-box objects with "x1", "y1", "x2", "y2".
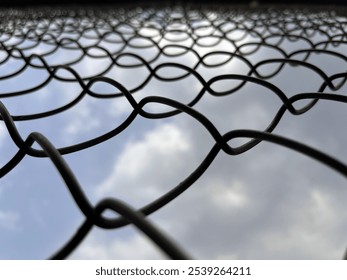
[{"x1": 1, "y1": 4, "x2": 347, "y2": 259}]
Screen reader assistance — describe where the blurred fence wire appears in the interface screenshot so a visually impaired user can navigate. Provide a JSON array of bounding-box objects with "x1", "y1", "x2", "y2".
[{"x1": 0, "y1": 4, "x2": 347, "y2": 259}]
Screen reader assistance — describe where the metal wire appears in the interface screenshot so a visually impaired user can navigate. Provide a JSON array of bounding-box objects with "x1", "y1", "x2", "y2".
[{"x1": 1, "y1": 4, "x2": 347, "y2": 259}]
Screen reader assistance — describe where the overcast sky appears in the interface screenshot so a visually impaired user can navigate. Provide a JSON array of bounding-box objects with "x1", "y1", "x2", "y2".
[{"x1": 1, "y1": 6, "x2": 347, "y2": 260}]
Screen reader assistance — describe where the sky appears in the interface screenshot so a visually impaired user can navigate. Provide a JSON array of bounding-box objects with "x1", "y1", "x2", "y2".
[{"x1": 1, "y1": 6, "x2": 347, "y2": 260}]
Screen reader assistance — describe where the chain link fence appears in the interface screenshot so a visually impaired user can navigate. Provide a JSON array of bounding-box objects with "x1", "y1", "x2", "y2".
[{"x1": 0, "y1": 3, "x2": 347, "y2": 259}]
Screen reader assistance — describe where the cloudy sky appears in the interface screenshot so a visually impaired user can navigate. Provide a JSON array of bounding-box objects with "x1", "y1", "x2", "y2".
[{"x1": 0, "y1": 6, "x2": 347, "y2": 260}]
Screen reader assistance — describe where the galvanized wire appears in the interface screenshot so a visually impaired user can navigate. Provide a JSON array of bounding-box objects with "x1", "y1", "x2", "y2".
[{"x1": 0, "y1": 4, "x2": 347, "y2": 259}]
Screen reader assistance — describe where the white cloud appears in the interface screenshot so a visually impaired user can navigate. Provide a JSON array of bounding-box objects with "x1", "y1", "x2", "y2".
[
  {"x1": 108, "y1": 97, "x2": 134, "y2": 118},
  {"x1": 210, "y1": 180, "x2": 248, "y2": 209},
  {"x1": 64, "y1": 97, "x2": 100, "y2": 139},
  {"x1": 0, "y1": 210, "x2": 19, "y2": 231},
  {"x1": 70, "y1": 229, "x2": 164, "y2": 259},
  {"x1": 97, "y1": 122, "x2": 192, "y2": 205},
  {"x1": 254, "y1": 189, "x2": 343, "y2": 259},
  {"x1": 0, "y1": 122, "x2": 6, "y2": 142}
]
